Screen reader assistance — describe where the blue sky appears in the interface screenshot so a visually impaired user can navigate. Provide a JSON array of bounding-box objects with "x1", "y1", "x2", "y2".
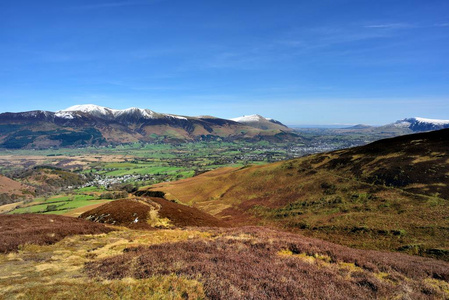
[{"x1": 1, "y1": 0, "x2": 448, "y2": 125}]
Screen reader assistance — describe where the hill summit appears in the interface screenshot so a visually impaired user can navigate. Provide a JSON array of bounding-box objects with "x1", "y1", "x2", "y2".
[
  {"x1": 394, "y1": 117, "x2": 449, "y2": 132},
  {"x1": 230, "y1": 114, "x2": 289, "y2": 130}
]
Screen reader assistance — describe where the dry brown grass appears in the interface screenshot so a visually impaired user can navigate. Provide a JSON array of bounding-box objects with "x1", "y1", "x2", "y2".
[
  {"x1": 0, "y1": 175, "x2": 34, "y2": 195},
  {"x1": 87, "y1": 226, "x2": 449, "y2": 300},
  {"x1": 16, "y1": 276, "x2": 205, "y2": 300},
  {"x1": 0, "y1": 201, "x2": 24, "y2": 214},
  {"x1": 1, "y1": 216, "x2": 448, "y2": 299},
  {"x1": 0, "y1": 228, "x2": 210, "y2": 299}
]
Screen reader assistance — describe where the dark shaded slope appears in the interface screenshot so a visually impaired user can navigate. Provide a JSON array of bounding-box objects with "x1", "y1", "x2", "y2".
[
  {"x1": 150, "y1": 197, "x2": 226, "y2": 227},
  {"x1": 323, "y1": 128, "x2": 449, "y2": 197}
]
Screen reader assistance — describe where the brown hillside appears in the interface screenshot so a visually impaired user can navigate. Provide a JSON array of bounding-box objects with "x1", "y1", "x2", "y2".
[
  {"x1": 0, "y1": 175, "x2": 34, "y2": 195},
  {"x1": 0, "y1": 214, "x2": 114, "y2": 253},
  {"x1": 150, "y1": 129, "x2": 449, "y2": 260},
  {"x1": 0, "y1": 175, "x2": 34, "y2": 206},
  {"x1": 15, "y1": 166, "x2": 87, "y2": 195},
  {"x1": 80, "y1": 198, "x2": 226, "y2": 229}
]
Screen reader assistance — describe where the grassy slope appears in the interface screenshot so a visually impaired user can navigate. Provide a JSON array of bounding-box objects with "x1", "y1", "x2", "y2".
[
  {"x1": 151, "y1": 129, "x2": 449, "y2": 260},
  {"x1": 9, "y1": 194, "x2": 111, "y2": 215}
]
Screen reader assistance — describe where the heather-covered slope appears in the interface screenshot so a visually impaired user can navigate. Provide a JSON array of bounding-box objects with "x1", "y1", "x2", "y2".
[
  {"x1": 87, "y1": 226, "x2": 449, "y2": 300},
  {"x1": 3, "y1": 224, "x2": 448, "y2": 299},
  {"x1": 80, "y1": 197, "x2": 226, "y2": 229},
  {"x1": 0, "y1": 214, "x2": 114, "y2": 253},
  {"x1": 151, "y1": 129, "x2": 449, "y2": 259}
]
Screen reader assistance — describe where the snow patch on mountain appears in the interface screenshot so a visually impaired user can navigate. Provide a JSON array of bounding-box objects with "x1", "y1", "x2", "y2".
[
  {"x1": 55, "y1": 111, "x2": 76, "y2": 119},
  {"x1": 57, "y1": 104, "x2": 191, "y2": 121},
  {"x1": 59, "y1": 104, "x2": 154, "y2": 120},
  {"x1": 394, "y1": 120, "x2": 412, "y2": 128},
  {"x1": 395, "y1": 117, "x2": 449, "y2": 127},
  {"x1": 63, "y1": 104, "x2": 116, "y2": 115},
  {"x1": 167, "y1": 114, "x2": 187, "y2": 120},
  {"x1": 231, "y1": 114, "x2": 267, "y2": 123},
  {"x1": 413, "y1": 117, "x2": 449, "y2": 125},
  {"x1": 114, "y1": 107, "x2": 156, "y2": 119}
]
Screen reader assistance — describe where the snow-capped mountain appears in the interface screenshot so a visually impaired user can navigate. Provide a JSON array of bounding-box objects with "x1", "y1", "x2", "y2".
[
  {"x1": 394, "y1": 117, "x2": 449, "y2": 132},
  {"x1": 62, "y1": 104, "x2": 117, "y2": 118},
  {"x1": 230, "y1": 114, "x2": 289, "y2": 131},
  {"x1": 231, "y1": 114, "x2": 268, "y2": 123},
  {"x1": 0, "y1": 105, "x2": 299, "y2": 149},
  {"x1": 57, "y1": 105, "x2": 156, "y2": 120},
  {"x1": 55, "y1": 104, "x2": 189, "y2": 122}
]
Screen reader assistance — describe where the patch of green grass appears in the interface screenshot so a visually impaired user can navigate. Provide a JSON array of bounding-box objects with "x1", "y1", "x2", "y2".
[
  {"x1": 9, "y1": 194, "x2": 107, "y2": 215},
  {"x1": 73, "y1": 186, "x2": 105, "y2": 193},
  {"x1": 103, "y1": 166, "x2": 182, "y2": 176}
]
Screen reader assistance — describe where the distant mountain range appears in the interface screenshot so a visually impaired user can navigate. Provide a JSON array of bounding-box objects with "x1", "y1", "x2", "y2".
[
  {"x1": 0, "y1": 104, "x2": 297, "y2": 149},
  {"x1": 345, "y1": 117, "x2": 449, "y2": 132},
  {"x1": 0, "y1": 104, "x2": 447, "y2": 149}
]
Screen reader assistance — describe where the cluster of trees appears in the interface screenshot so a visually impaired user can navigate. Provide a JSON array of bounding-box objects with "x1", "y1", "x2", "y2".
[
  {"x1": 0, "y1": 193, "x2": 21, "y2": 206},
  {"x1": 99, "y1": 191, "x2": 128, "y2": 200}
]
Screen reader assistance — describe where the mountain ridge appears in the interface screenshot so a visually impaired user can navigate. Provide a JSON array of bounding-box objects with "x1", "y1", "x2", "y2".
[{"x1": 0, "y1": 105, "x2": 298, "y2": 149}]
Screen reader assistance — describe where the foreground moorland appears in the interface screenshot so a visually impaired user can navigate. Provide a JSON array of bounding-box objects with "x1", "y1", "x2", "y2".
[
  {"x1": 151, "y1": 129, "x2": 449, "y2": 260},
  {"x1": 0, "y1": 214, "x2": 448, "y2": 299}
]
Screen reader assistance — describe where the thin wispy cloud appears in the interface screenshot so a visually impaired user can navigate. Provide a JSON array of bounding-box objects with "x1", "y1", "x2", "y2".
[
  {"x1": 183, "y1": 24, "x2": 397, "y2": 71},
  {"x1": 365, "y1": 23, "x2": 413, "y2": 29},
  {"x1": 275, "y1": 25, "x2": 391, "y2": 55}
]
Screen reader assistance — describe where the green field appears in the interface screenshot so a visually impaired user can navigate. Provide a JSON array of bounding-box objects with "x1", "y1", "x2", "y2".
[
  {"x1": 0, "y1": 141, "x2": 301, "y2": 183},
  {"x1": 10, "y1": 194, "x2": 110, "y2": 215}
]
